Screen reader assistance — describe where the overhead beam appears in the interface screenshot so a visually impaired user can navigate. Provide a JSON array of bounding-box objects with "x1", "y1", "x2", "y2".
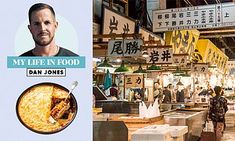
[
  {"x1": 218, "y1": 37, "x2": 235, "y2": 57},
  {"x1": 199, "y1": 34, "x2": 235, "y2": 38},
  {"x1": 203, "y1": 0, "x2": 209, "y2": 5},
  {"x1": 93, "y1": 40, "x2": 162, "y2": 46},
  {"x1": 93, "y1": 33, "x2": 142, "y2": 39},
  {"x1": 200, "y1": 29, "x2": 235, "y2": 34}
]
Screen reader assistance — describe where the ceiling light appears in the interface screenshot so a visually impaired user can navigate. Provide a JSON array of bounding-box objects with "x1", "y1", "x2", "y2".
[
  {"x1": 97, "y1": 57, "x2": 113, "y2": 68},
  {"x1": 172, "y1": 67, "x2": 186, "y2": 76},
  {"x1": 133, "y1": 64, "x2": 147, "y2": 73},
  {"x1": 116, "y1": 58, "x2": 122, "y2": 63},
  {"x1": 176, "y1": 81, "x2": 184, "y2": 86},
  {"x1": 142, "y1": 51, "x2": 149, "y2": 57},
  {"x1": 147, "y1": 64, "x2": 161, "y2": 71},
  {"x1": 114, "y1": 61, "x2": 129, "y2": 73}
]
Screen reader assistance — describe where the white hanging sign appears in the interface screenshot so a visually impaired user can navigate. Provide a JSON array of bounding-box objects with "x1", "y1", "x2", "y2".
[
  {"x1": 153, "y1": 2, "x2": 235, "y2": 32},
  {"x1": 108, "y1": 39, "x2": 143, "y2": 57},
  {"x1": 146, "y1": 48, "x2": 173, "y2": 64},
  {"x1": 139, "y1": 27, "x2": 165, "y2": 45},
  {"x1": 173, "y1": 55, "x2": 188, "y2": 66},
  {"x1": 125, "y1": 75, "x2": 144, "y2": 88},
  {"x1": 103, "y1": 7, "x2": 135, "y2": 41},
  {"x1": 192, "y1": 64, "x2": 208, "y2": 73}
]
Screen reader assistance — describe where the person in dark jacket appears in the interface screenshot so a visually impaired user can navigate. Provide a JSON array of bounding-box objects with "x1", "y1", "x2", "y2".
[
  {"x1": 109, "y1": 83, "x2": 118, "y2": 98},
  {"x1": 162, "y1": 86, "x2": 171, "y2": 103},
  {"x1": 176, "y1": 85, "x2": 185, "y2": 103},
  {"x1": 208, "y1": 86, "x2": 228, "y2": 141}
]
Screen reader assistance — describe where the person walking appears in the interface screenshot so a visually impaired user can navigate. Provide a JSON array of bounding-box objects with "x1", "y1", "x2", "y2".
[
  {"x1": 208, "y1": 86, "x2": 228, "y2": 141},
  {"x1": 162, "y1": 85, "x2": 171, "y2": 103}
]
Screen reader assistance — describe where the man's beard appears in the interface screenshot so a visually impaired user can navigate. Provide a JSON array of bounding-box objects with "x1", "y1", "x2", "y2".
[{"x1": 33, "y1": 34, "x2": 54, "y2": 46}]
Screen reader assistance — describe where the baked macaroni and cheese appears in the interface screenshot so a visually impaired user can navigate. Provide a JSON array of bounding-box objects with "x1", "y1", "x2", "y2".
[{"x1": 17, "y1": 83, "x2": 77, "y2": 134}]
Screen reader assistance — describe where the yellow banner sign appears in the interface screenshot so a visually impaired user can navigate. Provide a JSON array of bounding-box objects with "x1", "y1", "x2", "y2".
[
  {"x1": 165, "y1": 29, "x2": 200, "y2": 55},
  {"x1": 194, "y1": 39, "x2": 228, "y2": 72}
]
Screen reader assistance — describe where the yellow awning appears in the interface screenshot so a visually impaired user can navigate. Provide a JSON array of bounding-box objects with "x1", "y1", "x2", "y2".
[
  {"x1": 195, "y1": 39, "x2": 228, "y2": 72},
  {"x1": 165, "y1": 29, "x2": 200, "y2": 55}
]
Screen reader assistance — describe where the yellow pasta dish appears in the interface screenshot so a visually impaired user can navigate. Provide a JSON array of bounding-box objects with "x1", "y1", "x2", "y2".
[{"x1": 16, "y1": 83, "x2": 77, "y2": 134}]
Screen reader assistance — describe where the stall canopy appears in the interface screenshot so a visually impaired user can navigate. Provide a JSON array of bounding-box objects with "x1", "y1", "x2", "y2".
[
  {"x1": 195, "y1": 39, "x2": 228, "y2": 72},
  {"x1": 165, "y1": 29, "x2": 200, "y2": 55}
]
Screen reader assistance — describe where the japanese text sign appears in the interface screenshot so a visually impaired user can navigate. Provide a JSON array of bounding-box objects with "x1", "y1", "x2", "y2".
[
  {"x1": 139, "y1": 27, "x2": 165, "y2": 45},
  {"x1": 125, "y1": 75, "x2": 144, "y2": 88},
  {"x1": 173, "y1": 55, "x2": 188, "y2": 66},
  {"x1": 227, "y1": 61, "x2": 235, "y2": 75},
  {"x1": 165, "y1": 29, "x2": 200, "y2": 55},
  {"x1": 108, "y1": 39, "x2": 143, "y2": 57},
  {"x1": 93, "y1": 22, "x2": 100, "y2": 42},
  {"x1": 103, "y1": 7, "x2": 135, "y2": 41},
  {"x1": 195, "y1": 39, "x2": 228, "y2": 72},
  {"x1": 192, "y1": 64, "x2": 208, "y2": 73},
  {"x1": 146, "y1": 48, "x2": 173, "y2": 64},
  {"x1": 153, "y1": 2, "x2": 235, "y2": 32}
]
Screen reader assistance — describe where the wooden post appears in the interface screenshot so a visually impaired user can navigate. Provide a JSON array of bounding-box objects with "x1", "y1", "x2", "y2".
[
  {"x1": 109, "y1": 0, "x2": 113, "y2": 8},
  {"x1": 176, "y1": 0, "x2": 181, "y2": 8},
  {"x1": 123, "y1": 74, "x2": 126, "y2": 99}
]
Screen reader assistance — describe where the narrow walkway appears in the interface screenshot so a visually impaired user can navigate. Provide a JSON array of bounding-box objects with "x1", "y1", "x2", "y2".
[{"x1": 221, "y1": 127, "x2": 235, "y2": 141}]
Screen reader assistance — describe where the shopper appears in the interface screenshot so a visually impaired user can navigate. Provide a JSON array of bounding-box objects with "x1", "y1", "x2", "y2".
[
  {"x1": 162, "y1": 86, "x2": 171, "y2": 103},
  {"x1": 207, "y1": 85, "x2": 214, "y2": 96},
  {"x1": 208, "y1": 86, "x2": 228, "y2": 141},
  {"x1": 153, "y1": 82, "x2": 163, "y2": 103},
  {"x1": 109, "y1": 83, "x2": 118, "y2": 99},
  {"x1": 133, "y1": 88, "x2": 143, "y2": 101},
  {"x1": 192, "y1": 86, "x2": 201, "y2": 102},
  {"x1": 176, "y1": 86, "x2": 185, "y2": 103}
]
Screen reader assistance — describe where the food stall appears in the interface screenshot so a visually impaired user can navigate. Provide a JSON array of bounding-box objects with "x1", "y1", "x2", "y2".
[
  {"x1": 93, "y1": 121, "x2": 128, "y2": 141},
  {"x1": 132, "y1": 124, "x2": 188, "y2": 141},
  {"x1": 163, "y1": 109, "x2": 207, "y2": 141}
]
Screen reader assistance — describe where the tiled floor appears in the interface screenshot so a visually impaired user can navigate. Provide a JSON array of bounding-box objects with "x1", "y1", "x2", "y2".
[{"x1": 221, "y1": 127, "x2": 235, "y2": 141}]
